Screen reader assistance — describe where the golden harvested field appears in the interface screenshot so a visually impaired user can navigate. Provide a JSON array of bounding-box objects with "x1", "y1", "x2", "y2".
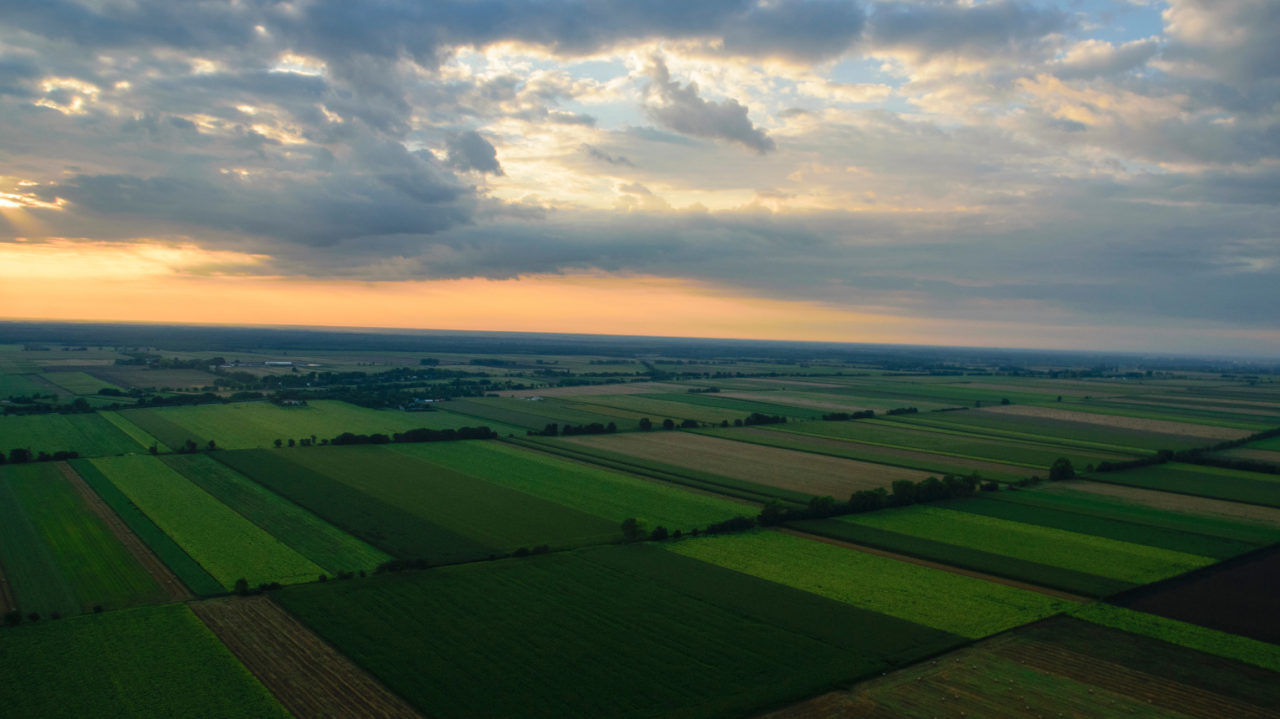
[
  {"x1": 191, "y1": 597, "x2": 424, "y2": 719},
  {"x1": 979, "y1": 405, "x2": 1251, "y2": 440},
  {"x1": 564, "y1": 431, "x2": 929, "y2": 497},
  {"x1": 502, "y1": 383, "x2": 680, "y2": 398},
  {"x1": 1049, "y1": 481, "x2": 1280, "y2": 529}
]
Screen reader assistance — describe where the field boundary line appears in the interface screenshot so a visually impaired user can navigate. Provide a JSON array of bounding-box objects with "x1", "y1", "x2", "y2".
[
  {"x1": 191, "y1": 596, "x2": 426, "y2": 719},
  {"x1": 773, "y1": 527, "x2": 1090, "y2": 603},
  {"x1": 56, "y1": 461, "x2": 193, "y2": 602}
]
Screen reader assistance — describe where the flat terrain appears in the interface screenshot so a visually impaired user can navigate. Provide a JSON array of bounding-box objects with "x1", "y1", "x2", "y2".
[
  {"x1": 191, "y1": 596, "x2": 424, "y2": 719},
  {"x1": 565, "y1": 432, "x2": 930, "y2": 497},
  {"x1": 980, "y1": 404, "x2": 1252, "y2": 439},
  {"x1": 1089, "y1": 463, "x2": 1280, "y2": 508},
  {"x1": 0, "y1": 412, "x2": 146, "y2": 457},
  {"x1": 0, "y1": 604, "x2": 291, "y2": 719},
  {"x1": 1045, "y1": 480, "x2": 1280, "y2": 529}
]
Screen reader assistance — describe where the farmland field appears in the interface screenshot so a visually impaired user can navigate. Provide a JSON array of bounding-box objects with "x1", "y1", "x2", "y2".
[
  {"x1": 769, "y1": 616, "x2": 1280, "y2": 719},
  {"x1": 4, "y1": 463, "x2": 165, "y2": 612},
  {"x1": 448, "y1": 397, "x2": 640, "y2": 431},
  {"x1": 98, "y1": 410, "x2": 170, "y2": 453},
  {"x1": 894, "y1": 409, "x2": 1214, "y2": 452},
  {"x1": 778, "y1": 419, "x2": 1130, "y2": 468},
  {"x1": 840, "y1": 504, "x2": 1214, "y2": 585},
  {"x1": 89, "y1": 455, "x2": 324, "y2": 588},
  {"x1": 572, "y1": 394, "x2": 771, "y2": 424},
  {"x1": 0, "y1": 412, "x2": 146, "y2": 457},
  {"x1": 1073, "y1": 603, "x2": 1280, "y2": 672},
  {"x1": 70, "y1": 459, "x2": 225, "y2": 596},
  {"x1": 279, "y1": 445, "x2": 621, "y2": 552},
  {"x1": 212, "y1": 449, "x2": 495, "y2": 563},
  {"x1": 40, "y1": 371, "x2": 122, "y2": 395},
  {"x1": 0, "y1": 468, "x2": 81, "y2": 618},
  {"x1": 117, "y1": 408, "x2": 207, "y2": 451},
  {"x1": 0, "y1": 604, "x2": 291, "y2": 719},
  {"x1": 275, "y1": 545, "x2": 958, "y2": 719},
  {"x1": 389, "y1": 441, "x2": 745, "y2": 530},
  {"x1": 666, "y1": 530, "x2": 1070, "y2": 638},
  {"x1": 1088, "y1": 463, "x2": 1280, "y2": 508},
  {"x1": 1251, "y1": 436, "x2": 1280, "y2": 451},
  {"x1": 1046, "y1": 479, "x2": 1280, "y2": 530},
  {"x1": 979, "y1": 404, "x2": 1254, "y2": 439},
  {"x1": 653, "y1": 392, "x2": 829, "y2": 420},
  {"x1": 161, "y1": 453, "x2": 390, "y2": 574},
  {"x1": 0, "y1": 373, "x2": 45, "y2": 397},
  {"x1": 564, "y1": 431, "x2": 930, "y2": 497}
]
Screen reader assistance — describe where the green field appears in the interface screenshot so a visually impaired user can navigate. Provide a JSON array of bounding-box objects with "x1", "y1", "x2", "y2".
[
  {"x1": 653, "y1": 392, "x2": 827, "y2": 420},
  {"x1": 389, "y1": 441, "x2": 746, "y2": 530},
  {"x1": 41, "y1": 372, "x2": 122, "y2": 395},
  {"x1": 0, "y1": 374, "x2": 45, "y2": 397},
  {"x1": 70, "y1": 460, "x2": 225, "y2": 596},
  {"x1": 89, "y1": 455, "x2": 324, "y2": 588},
  {"x1": 0, "y1": 412, "x2": 147, "y2": 457},
  {"x1": 213, "y1": 449, "x2": 493, "y2": 563},
  {"x1": 893, "y1": 411, "x2": 1212, "y2": 452},
  {"x1": 280, "y1": 445, "x2": 621, "y2": 552},
  {"x1": 788, "y1": 518, "x2": 1132, "y2": 597},
  {"x1": 1089, "y1": 463, "x2": 1280, "y2": 508},
  {"x1": 778, "y1": 420, "x2": 1128, "y2": 469},
  {"x1": 841, "y1": 505, "x2": 1213, "y2": 585},
  {"x1": 116, "y1": 408, "x2": 206, "y2": 451},
  {"x1": 448, "y1": 397, "x2": 640, "y2": 431},
  {"x1": 1072, "y1": 603, "x2": 1280, "y2": 672},
  {"x1": 667, "y1": 530, "x2": 1070, "y2": 638},
  {"x1": 573, "y1": 394, "x2": 802, "y2": 425},
  {"x1": 940, "y1": 495, "x2": 1256, "y2": 559},
  {"x1": 98, "y1": 410, "x2": 171, "y2": 453},
  {"x1": 1251, "y1": 436, "x2": 1280, "y2": 451},
  {"x1": 4, "y1": 463, "x2": 165, "y2": 612},
  {"x1": 0, "y1": 468, "x2": 81, "y2": 618},
  {"x1": 276, "y1": 545, "x2": 962, "y2": 719},
  {"x1": 161, "y1": 454, "x2": 390, "y2": 574},
  {"x1": 0, "y1": 603, "x2": 291, "y2": 719}
]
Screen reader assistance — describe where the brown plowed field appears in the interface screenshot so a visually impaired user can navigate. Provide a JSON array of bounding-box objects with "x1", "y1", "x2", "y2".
[
  {"x1": 565, "y1": 432, "x2": 930, "y2": 496},
  {"x1": 57, "y1": 462, "x2": 192, "y2": 602},
  {"x1": 1047, "y1": 481, "x2": 1280, "y2": 528},
  {"x1": 760, "y1": 617, "x2": 1280, "y2": 719},
  {"x1": 746, "y1": 429, "x2": 1031, "y2": 477},
  {"x1": 979, "y1": 405, "x2": 1251, "y2": 440},
  {"x1": 503, "y1": 382, "x2": 679, "y2": 398},
  {"x1": 191, "y1": 596, "x2": 424, "y2": 719}
]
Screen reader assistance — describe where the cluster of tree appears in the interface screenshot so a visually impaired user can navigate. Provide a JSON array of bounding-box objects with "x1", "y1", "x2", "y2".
[
  {"x1": 233, "y1": 578, "x2": 285, "y2": 596},
  {"x1": 743, "y1": 412, "x2": 787, "y2": 426},
  {"x1": 174, "y1": 440, "x2": 218, "y2": 454},
  {"x1": 1093, "y1": 428, "x2": 1280, "y2": 477},
  {"x1": 419, "y1": 358, "x2": 440, "y2": 366},
  {"x1": 885, "y1": 407, "x2": 919, "y2": 416},
  {"x1": 97, "y1": 388, "x2": 124, "y2": 396},
  {"x1": 759, "y1": 473, "x2": 984, "y2": 525},
  {"x1": 511, "y1": 545, "x2": 551, "y2": 557},
  {"x1": 686, "y1": 386, "x2": 720, "y2": 393},
  {"x1": 376, "y1": 558, "x2": 431, "y2": 574},
  {"x1": 589, "y1": 359, "x2": 635, "y2": 365},
  {"x1": 332, "y1": 425, "x2": 496, "y2": 446},
  {"x1": 0, "y1": 448, "x2": 79, "y2": 464},
  {"x1": 822, "y1": 410, "x2": 874, "y2": 421},
  {"x1": 470, "y1": 358, "x2": 511, "y2": 367},
  {"x1": 932, "y1": 406, "x2": 970, "y2": 413},
  {"x1": 561, "y1": 422, "x2": 618, "y2": 436},
  {"x1": 1048, "y1": 457, "x2": 1076, "y2": 481}
]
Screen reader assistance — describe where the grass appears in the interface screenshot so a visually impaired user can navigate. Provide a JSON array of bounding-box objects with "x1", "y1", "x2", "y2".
[
  {"x1": 98, "y1": 410, "x2": 171, "y2": 453},
  {"x1": 280, "y1": 445, "x2": 621, "y2": 552},
  {"x1": 843, "y1": 505, "x2": 1213, "y2": 584},
  {"x1": 40, "y1": 372, "x2": 122, "y2": 395},
  {"x1": 275, "y1": 545, "x2": 935, "y2": 719},
  {"x1": 666, "y1": 530, "x2": 1070, "y2": 638},
  {"x1": 0, "y1": 468, "x2": 81, "y2": 618},
  {"x1": 1072, "y1": 603, "x2": 1280, "y2": 672},
  {"x1": 212, "y1": 449, "x2": 498, "y2": 563},
  {"x1": 1088, "y1": 463, "x2": 1280, "y2": 508},
  {"x1": 388, "y1": 441, "x2": 746, "y2": 531},
  {"x1": 0, "y1": 412, "x2": 147, "y2": 457},
  {"x1": 5, "y1": 463, "x2": 165, "y2": 611},
  {"x1": 788, "y1": 518, "x2": 1132, "y2": 597},
  {"x1": 779, "y1": 420, "x2": 1127, "y2": 469},
  {"x1": 140, "y1": 400, "x2": 504, "y2": 449},
  {"x1": 70, "y1": 459, "x2": 224, "y2": 596},
  {"x1": 984, "y1": 485, "x2": 1280, "y2": 545},
  {"x1": 0, "y1": 603, "x2": 292, "y2": 719},
  {"x1": 88, "y1": 455, "x2": 324, "y2": 588},
  {"x1": 160, "y1": 453, "x2": 390, "y2": 574},
  {"x1": 941, "y1": 495, "x2": 1257, "y2": 559}
]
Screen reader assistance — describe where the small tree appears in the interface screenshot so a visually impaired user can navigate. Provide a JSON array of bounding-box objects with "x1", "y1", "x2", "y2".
[
  {"x1": 808, "y1": 495, "x2": 837, "y2": 515},
  {"x1": 274, "y1": 439, "x2": 283, "y2": 448},
  {"x1": 27, "y1": 612, "x2": 40, "y2": 623},
  {"x1": 288, "y1": 438, "x2": 296, "y2": 447},
  {"x1": 650, "y1": 526, "x2": 669, "y2": 541},
  {"x1": 606, "y1": 422, "x2": 617, "y2": 433},
  {"x1": 1000, "y1": 398, "x2": 1011, "y2": 405},
  {"x1": 1049, "y1": 458, "x2": 1076, "y2": 481},
  {"x1": 207, "y1": 440, "x2": 217, "y2": 451},
  {"x1": 733, "y1": 418, "x2": 743, "y2": 427},
  {"x1": 148, "y1": 445, "x2": 158, "y2": 455},
  {"x1": 889, "y1": 479, "x2": 917, "y2": 506},
  {"x1": 758, "y1": 498, "x2": 788, "y2": 526},
  {"x1": 621, "y1": 517, "x2": 650, "y2": 541},
  {"x1": 234, "y1": 578, "x2": 250, "y2": 596},
  {"x1": 639, "y1": 418, "x2": 652, "y2": 431},
  {"x1": 184, "y1": 439, "x2": 198, "y2": 453},
  {"x1": 720, "y1": 419, "x2": 729, "y2": 427},
  {"x1": 662, "y1": 418, "x2": 675, "y2": 430},
  {"x1": 3, "y1": 610, "x2": 21, "y2": 627}
]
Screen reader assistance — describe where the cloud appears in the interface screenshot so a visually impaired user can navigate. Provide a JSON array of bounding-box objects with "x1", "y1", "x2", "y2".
[
  {"x1": 445, "y1": 130, "x2": 504, "y2": 175},
  {"x1": 581, "y1": 143, "x2": 636, "y2": 167},
  {"x1": 1052, "y1": 38, "x2": 1160, "y2": 80},
  {"x1": 868, "y1": 0, "x2": 1073, "y2": 64},
  {"x1": 1160, "y1": 0, "x2": 1280, "y2": 86},
  {"x1": 643, "y1": 57, "x2": 776, "y2": 153}
]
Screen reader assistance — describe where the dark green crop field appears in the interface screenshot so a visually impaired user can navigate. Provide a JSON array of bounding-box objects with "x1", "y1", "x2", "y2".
[
  {"x1": 0, "y1": 604, "x2": 290, "y2": 719},
  {"x1": 937, "y1": 495, "x2": 1256, "y2": 559},
  {"x1": 894, "y1": 411, "x2": 1211, "y2": 452},
  {"x1": 116, "y1": 409, "x2": 206, "y2": 451},
  {"x1": 0, "y1": 412, "x2": 146, "y2": 458},
  {"x1": 5, "y1": 463, "x2": 165, "y2": 612},
  {"x1": 275, "y1": 545, "x2": 956, "y2": 719},
  {"x1": 449, "y1": 398, "x2": 640, "y2": 431},
  {"x1": 650, "y1": 393, "x2": 827, "y2": 420},
  {"x1": 281, "y1": 445, "x2": 621, "y2": 552},
  {"x1": 1088, "y1": 463, "x2": 1280, "y2": 508},
  {"x1": 69, "y1": 459, "x2": 224, "y2": 596},
  {"x1": 0, "y1": 468, "x2": 81, "y2": 618},
  {"x1": 161, "y1": 453, "x2": 390, "y2": 574},
  {"x1": 213, "y1": 448, "x2": 494, "y2": 563}
]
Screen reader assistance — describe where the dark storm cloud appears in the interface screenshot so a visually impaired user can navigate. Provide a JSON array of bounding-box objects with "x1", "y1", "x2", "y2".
[
  {"x1": 445, "y1": 131, "x2": 504, "y2": 175},
  {"x1": 644, "y1": 58, "x2": 776, "y2": 154}
]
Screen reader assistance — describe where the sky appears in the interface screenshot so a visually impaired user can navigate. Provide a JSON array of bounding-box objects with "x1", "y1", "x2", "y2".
[{"x1": 0, "y1": 0, "x2": 1277, "y2": 355}]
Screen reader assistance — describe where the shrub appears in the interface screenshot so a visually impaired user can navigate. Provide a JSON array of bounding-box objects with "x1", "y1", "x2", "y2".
[
  {"x1": 622, "y1": 518, "x2": 650, "y2": 541},
  {"x1": 1049, "y1": 458, "x2": 1076, "y2": 481},
  {"x1": 680, "y1": 419, "x2": 699, "y2": 429},
  {"x1": 650, "y1": 526, "x2": 669, "y2": 541}
]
